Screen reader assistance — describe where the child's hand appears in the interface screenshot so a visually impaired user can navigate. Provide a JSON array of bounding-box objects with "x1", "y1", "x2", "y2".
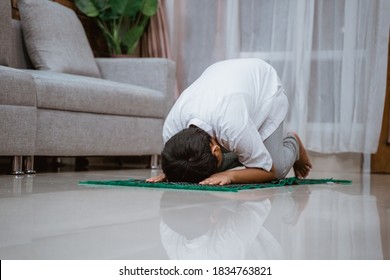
[
  {"x1": 199, "y1": 172, "x2": 232, "y2": 185},
  {"x1": 146, "y1": 173, "x2": 166, "y2": 182}
]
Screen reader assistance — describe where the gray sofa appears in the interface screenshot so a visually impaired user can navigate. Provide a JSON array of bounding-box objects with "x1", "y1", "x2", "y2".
[{"x1": 0, "y1": 0, "x2": 175, "y2": 174}]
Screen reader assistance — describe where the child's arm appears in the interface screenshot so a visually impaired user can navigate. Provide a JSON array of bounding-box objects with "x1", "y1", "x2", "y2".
[{"x1": 199, "y1": 165, "x2": 276, "y2": 185}]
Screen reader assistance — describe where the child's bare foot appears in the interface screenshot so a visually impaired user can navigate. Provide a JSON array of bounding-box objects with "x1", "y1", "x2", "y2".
[{"x1": 291, "y1": 132, "x2": 312, "y2": 178}]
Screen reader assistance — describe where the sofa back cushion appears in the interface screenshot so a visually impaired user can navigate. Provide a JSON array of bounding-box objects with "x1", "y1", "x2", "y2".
[
  {"x1": 0, "y1": 0, "x2": 12, "y2": 66},
  {"x1": 18, "y1": 0, "x2": 101, "y2": 77},
  {"x1": 11, "y1": 19, "x2": 34, "y2": 69}
]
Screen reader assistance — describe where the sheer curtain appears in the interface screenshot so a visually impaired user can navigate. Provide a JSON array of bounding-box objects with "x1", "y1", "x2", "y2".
[{"x1": 166, "y1": 0, "x2": 390, "y2": 154}]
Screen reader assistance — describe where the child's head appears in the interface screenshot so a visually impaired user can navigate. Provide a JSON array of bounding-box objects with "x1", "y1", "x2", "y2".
[{"x1": 161, "y1": 125, "x2": 218, "y2": 182}]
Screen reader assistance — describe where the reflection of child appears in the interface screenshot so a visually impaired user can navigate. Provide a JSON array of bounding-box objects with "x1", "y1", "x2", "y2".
[
  {"x1": 148, "y1": 58, "x2": 311, "y2": 184},
  {"x1": 159, "y1": 191, "x2": 283, "y2": 259}
]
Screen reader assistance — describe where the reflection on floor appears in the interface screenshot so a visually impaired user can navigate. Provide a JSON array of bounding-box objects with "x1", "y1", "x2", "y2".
[{"x1": 0, "y1": 169, "x2": 389, "y2": 260}]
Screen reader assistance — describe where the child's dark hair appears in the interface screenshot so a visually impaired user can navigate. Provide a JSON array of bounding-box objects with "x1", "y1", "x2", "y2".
[{"x1": 161, "y1": 125, "x2": 218, "y2": 183}]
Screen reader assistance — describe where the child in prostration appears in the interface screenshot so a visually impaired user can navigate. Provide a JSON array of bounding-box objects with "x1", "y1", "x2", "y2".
[{"x1": 147, "y1": 58, "x2": 312, "y2": 185}]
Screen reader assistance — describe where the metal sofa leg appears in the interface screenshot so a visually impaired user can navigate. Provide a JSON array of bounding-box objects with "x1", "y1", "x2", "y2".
[
  {"x1": 12, "y1": 156, "x2": 24, "y2": 175},
  {"x1": 150, "y1": 154, "x2": 160, "y2": 169},
  {"x1": 24, "y1": 156, "x2": 36, "y2": 174}
]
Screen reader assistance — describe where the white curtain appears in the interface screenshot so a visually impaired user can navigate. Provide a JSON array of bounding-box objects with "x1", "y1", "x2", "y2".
[{"x1": 166, "y1": 0, "x2": 390, "y2": 154}]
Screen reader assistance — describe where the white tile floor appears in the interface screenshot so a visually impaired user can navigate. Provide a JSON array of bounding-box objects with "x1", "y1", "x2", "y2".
[{"x1": 0, "y1": 168, "x2": 389, "y2": 260}]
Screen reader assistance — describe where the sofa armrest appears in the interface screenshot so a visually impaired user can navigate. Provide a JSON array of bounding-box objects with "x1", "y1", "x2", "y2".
[
  {"x1": 95, "y1": 58, "x2": 176, "y2": 116},
  {"x1": 0, "y1": 65, "x2": 36, "y2": 107}
]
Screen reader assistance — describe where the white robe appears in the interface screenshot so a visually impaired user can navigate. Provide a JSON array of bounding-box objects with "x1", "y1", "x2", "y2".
[{"x1": 163, "y1": 58, "x2": 288, "y2": 171}]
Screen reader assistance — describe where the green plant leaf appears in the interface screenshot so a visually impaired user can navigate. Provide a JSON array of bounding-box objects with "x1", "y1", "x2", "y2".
[
  {"x1": 111, "y1": 0, "x2": 142, "y2": 17},
  {"x1": 122, "y1": 25, "x2": 144, "y2": 53},
  {"x1": 110, "y1": 0, "x2": 125, "y2": 14},
  {"x1": 141, "y1": 0, "x2": 158, "y2": 16},
  {"x1": 93, "y1": 0, "x2": 109, "y2": 11},
  {"x1": 75, "y1": 0, "x2": 99, "y2": 17},
  {"x1": 76, "y1": 0, "x2": 154, "y2": 55}
]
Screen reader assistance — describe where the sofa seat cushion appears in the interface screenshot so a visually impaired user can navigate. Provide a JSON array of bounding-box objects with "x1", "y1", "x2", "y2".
[{"x1": 26, "y1": 70, "x2": 166, "y2": 118}]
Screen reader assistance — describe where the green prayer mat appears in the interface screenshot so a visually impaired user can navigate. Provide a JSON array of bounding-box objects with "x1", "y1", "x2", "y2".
[{"x1": 78, "y1": 177, "x2": 352, "y2": 192}]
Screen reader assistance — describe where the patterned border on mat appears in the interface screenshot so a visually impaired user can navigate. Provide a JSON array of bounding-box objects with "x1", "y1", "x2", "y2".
[{"x1": 79, "y1": 177, "x2": 352, "y2": 192}]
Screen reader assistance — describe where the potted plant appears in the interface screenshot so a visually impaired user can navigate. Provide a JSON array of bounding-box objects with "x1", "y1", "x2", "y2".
[{"x1": 75, "y1": 0, "x2": 158, "y2": 56}]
